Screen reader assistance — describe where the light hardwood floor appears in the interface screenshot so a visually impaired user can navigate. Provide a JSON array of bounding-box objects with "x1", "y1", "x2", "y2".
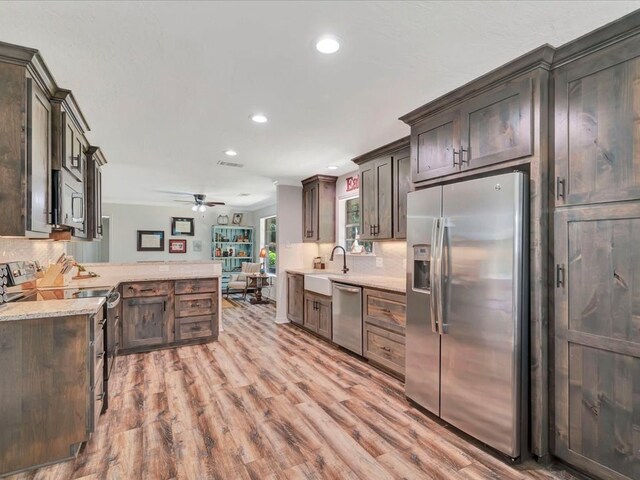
[{"x1": 10, "y1": 302, "x2": 581, "y2": 480}]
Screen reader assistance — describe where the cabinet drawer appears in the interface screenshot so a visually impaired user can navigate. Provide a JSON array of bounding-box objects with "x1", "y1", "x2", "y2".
[
  {"x1": 175, "y1": 315, "x2": 216, "y2": 340},
  {"x1": 175, "y1": 278, "x2": 217, "y2": 295},
  {"x1": 122, "y1": 281, "x2": 171, "y2": 298},
  {"x1": 91, "y1": 307, "x2": 105, "y2": 339},
  {"x1": 91, "y1": 330, "x2": 105, "y2": 386},
  {"x1": 364, "y1": 288, "x2": 406, "y2": 333},
  {"x1": 90, "y1": 367, "x2": 105, "y2": 432},
  {"x1": 364, "y1": 323, "x2": 405, "y2": 376},
  {"x1": 175, "y1": 292, "x2": 217, "y2": 318}
]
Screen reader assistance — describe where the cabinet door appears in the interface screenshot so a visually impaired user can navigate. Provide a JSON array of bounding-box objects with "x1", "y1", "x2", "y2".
[
  {"x1": 317, "y1": 298, "x2": 332, "y2": 340},
  {"x1": 303, "y1": 183, "x2": 317, "y2": 242},
  {"x1": 459, "y1": 76, "x2": 532, "y2": 171},
  {"x1": 287, "y1": 274, "x2": 303, "y2": 325},
  {"x1": 413, "y1": 108, "x2": 459, "y2": 183},
  {"x1": 26, "y1": 80, "x2": 52, "y2": 233},
  {"x1": 95, "y1": 164, "x2": 103, "y2": 238},
  {"x1": 303, "y1": 294, "x2": 318, "y2": 332},
  {"x1": 555, "y1": 39, "x2": 640, "y2": 206},
  {"x1": 554, "y1": 204, "x2": 640, "y2": 480},
  {"x1": 122, "y1": 296, "x2": 169, "y2": 349},
  {"x1": 359, "y1": 162, "x2": 377, "y2": 240},
  {"x1": 394, "y1": 150, "x2": 411, "y2": 239},
  {"x1": 63, "y1": 114, "x2": 84, "y2": 182},
  {"x1": 375, "y1": 157, "x2": 393, "y2": 239}
]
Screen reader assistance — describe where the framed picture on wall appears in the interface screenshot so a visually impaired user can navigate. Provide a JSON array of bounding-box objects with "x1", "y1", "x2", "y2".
[
  {"x1": 169, "y1": 239, "x2": 187, "y2": 254},
  {"x1": 232, "y1": 213, "x2": 243, "y2": 225},
  {"x1": 171, "y1": 217, "x2": 194, "y2": 236},
  {"x1": 137, "y1": 230, "x2": 164, "y2": 251}
]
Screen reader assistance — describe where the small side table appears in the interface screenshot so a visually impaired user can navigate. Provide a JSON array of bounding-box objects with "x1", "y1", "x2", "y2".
[{"x1": 246, "y1": 274, "x2": 273, "y2": 304}]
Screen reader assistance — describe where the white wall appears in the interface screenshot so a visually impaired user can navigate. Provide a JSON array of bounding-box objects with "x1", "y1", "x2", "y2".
[
  {"x1": 103, "y1": 203, "x2": 254, "y2": 263},
  {"x1": 275, "y1": 185, "x2": 317, "y2": 322}
]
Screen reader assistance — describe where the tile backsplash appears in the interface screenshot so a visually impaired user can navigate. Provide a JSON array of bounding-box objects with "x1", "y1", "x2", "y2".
[
  {"x1": 318, "y1": 241, "x2": 407, "y2": 278},
  {"x1": 0, "y1": 238, "x2": 66, "y2": 266}
]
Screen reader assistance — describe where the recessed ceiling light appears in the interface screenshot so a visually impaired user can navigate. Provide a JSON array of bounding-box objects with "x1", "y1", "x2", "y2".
[
  {"x1": 316, "y1": 36, "x2": 340, "y2": 54},
  {"x1": 327, "y1": 165, "x2": 338, "y2": 170},
  {"x1": 224, "y1": 149, "x2": 237, "y2": 156},
  {"x1": 251, "y1": 114, "x2": 268, "y2": 123}
]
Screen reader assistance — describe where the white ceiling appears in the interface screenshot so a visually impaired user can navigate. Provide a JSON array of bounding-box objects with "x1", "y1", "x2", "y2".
[{"x1": 0, "y1": 1, "x2": 638, "y2": 209}]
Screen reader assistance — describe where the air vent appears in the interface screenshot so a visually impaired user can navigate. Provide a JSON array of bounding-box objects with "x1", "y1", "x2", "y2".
[
  {"x1": 217, "y1": 160, "x2": 244, "y2": 168},
  {"x1": 238, "y1": 193, "x2": 251, "y2": 197}
]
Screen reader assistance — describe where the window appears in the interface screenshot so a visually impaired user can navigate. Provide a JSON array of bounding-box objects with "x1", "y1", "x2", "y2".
[
  {"x1": 261, "y1": 215, "x2": 277, "y2": 274},
  {"x1": 341, "y1": 196, "x2": 373, "y2": 254}
]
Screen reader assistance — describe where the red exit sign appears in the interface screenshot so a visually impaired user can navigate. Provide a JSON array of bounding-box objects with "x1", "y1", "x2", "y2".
[{"x1": 346, "y1": 175, "x2": 359, "y2": 192}]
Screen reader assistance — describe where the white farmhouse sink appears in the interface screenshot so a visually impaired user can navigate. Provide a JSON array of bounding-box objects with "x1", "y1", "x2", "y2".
[{"x1": 304, "y1": 273, "x2": 333, "y2": 296}]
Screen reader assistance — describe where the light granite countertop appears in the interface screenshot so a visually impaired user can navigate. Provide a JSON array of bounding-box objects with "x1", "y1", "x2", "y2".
[
  {"x1": 0, "y1": 297, "x2": 106, "y2": 322},
  {"x1": 4, "y1": 271, "x2": 221, "y2": 322},
  {"x1": 286, "y1": 269, "x2": 406, "y2": 294}
]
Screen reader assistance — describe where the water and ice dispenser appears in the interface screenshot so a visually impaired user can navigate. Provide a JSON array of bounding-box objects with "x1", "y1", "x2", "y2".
[{"x1": 412, "y1": 244, "x2": 431, "y2": 292}]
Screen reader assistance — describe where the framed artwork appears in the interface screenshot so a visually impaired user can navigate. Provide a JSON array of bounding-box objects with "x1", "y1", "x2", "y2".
[
  {"x1": 232, "y1": 213, "x2": 243, "y2": 225},
  {"x1": 169, "y1": 239, "x2": 187, "y2": 253},
  {"x1": 171, "y1": 217, "x2": 194, "y2": 236},
  {"x1": 137, "y1": 230, "x2": 164, "y2": 251}
]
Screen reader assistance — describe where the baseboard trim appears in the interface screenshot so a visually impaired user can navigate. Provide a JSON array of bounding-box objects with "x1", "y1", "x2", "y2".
[{"x1": 274, "y1": 315, "x2": 290, "y2": 324}]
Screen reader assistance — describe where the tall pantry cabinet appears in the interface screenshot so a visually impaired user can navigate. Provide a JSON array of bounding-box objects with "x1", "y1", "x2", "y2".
[{"x1": 552, "y1": 17, "x2": 640, "y2": 480}]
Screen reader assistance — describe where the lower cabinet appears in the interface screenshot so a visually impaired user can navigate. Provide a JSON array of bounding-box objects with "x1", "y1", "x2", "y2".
[
  {"x1": 363, "y1": 288, "x2": 407, "y2": 377},
  {"x1": 303, "y1": 291, "x2": 332, "y2": 341},
  {"x1": 287, "y1": 273, "x2": 304, "y2": 325},
  {"x1": 120, "y1": 278, "x2": 219, "y2": 354},
  {"x1": 121, "y1": 295, "x2": 170, "y2": 349}
]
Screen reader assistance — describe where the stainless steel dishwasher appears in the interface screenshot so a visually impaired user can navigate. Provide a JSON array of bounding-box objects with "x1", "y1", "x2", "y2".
[{"x1": 332, "y1": 283, "x2": 363, "y2": 355}]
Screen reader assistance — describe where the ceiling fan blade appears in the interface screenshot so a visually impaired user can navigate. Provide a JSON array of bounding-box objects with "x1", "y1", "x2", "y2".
[
  {"x1": 156, "y1": 189, "x2": 196, "y2": 196},
  {"x1": 204, "y1": 202, "x2": 225, "y2": 206}
]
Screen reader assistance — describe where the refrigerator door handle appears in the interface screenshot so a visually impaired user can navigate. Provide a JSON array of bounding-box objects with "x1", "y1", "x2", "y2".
[
  {"x1": 435, "y1": 217, "x2": 446, "y2": 335},
  {"x1": 429, "y1": 218, "x2": 440, "y2": 334},
  {"x1": 438, "y1": 219, "x2": 448, "y2": 335}
]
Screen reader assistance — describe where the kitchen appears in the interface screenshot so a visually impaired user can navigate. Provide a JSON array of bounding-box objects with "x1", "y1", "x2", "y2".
[{"x1": 1, "y1": 2, "x2": 639, "y2": 480}]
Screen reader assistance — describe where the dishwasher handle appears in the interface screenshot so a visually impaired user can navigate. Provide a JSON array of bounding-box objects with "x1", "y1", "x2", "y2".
[{"x1": 334, "y1": 284, "x2": 360, "y2": 294}]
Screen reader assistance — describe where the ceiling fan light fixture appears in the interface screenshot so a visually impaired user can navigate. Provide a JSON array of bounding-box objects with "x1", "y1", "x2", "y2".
[
  {"x1": 191, "y1": 205, "x2": 198, "y2": 212},
  {"x1": 198, "y1": 205, "x2": 207, "y2": 212}
]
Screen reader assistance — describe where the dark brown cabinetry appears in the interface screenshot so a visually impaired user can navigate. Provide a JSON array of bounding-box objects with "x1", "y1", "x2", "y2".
[
  {"x1": 352, "y1": 137, "x2": 410, "y2": 240},
  {"x1": 120, "y1": 278, "x2": 219, "y2": 354},
  {"x1": 554, "y1": 36, "x2": 640, "y2": 207},
  {"x1": 51, "y1": 90, "x2": 90, "y2": 239},
  {"x1": 0, "y1": 312, "x2": 97, "y2": 476},
  {"x1": 86, "y1": 147, "x2": 106, "y2": 240},
  {"x1": 302, "y1": 175, "x2": 337, "y2": 243},
  {"x1": 408, "y1": 77, "x2": 532, "y2": 185},
  {"x1": 303, "y1": 291, "x2": 332, "y2": 340},
  {"x1": 551, "y1": 22, "x2": 640, "y2": 480},
  {"x1": 286, "y1": 273, "x2": 304, "y2": 325},
  {"x1": 0, "y1": 47, "x2": 53, "y2": 237},
  {"x1": 363, "y1": 288, "x2": 406, "y2": 377}
]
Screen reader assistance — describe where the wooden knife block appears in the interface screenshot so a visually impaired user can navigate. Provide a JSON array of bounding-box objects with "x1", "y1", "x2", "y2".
[{"x1": 37, "y1": 264, "x2": 73, "y2": 287}]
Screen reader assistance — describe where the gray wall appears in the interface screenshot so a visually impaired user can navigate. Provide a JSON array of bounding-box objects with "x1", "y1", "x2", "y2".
[{"x1": 103, "y1": 203, "x2": 254, "y2": 263}]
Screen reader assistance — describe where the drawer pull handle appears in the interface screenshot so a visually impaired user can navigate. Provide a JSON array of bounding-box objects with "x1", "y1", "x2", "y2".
[
  {"x1": 96, "y1": 352, "x2": 105, "y2": 359},
  {"x1": 96, "y1": 392, "x2": 105, "y2": 401},
  {"x1": 140, "y1": 288, "x2": 155, "y2": 293},
  {"x1": 191, "y1": 325, "x2": 202, "y2": 331},
  {"x1": 382, "y1": 346, "x2": 392, "y2": 352}
]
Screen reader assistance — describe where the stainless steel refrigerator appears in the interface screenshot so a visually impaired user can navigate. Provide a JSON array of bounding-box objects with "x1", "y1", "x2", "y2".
[{"x1": 405, "y1": 171, "x2": 528, "y2": 459}]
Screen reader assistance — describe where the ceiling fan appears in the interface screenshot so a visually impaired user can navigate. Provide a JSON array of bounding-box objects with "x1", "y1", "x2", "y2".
[{"x1": 172, "y1": 193, "x2": 226, "y2": 212}]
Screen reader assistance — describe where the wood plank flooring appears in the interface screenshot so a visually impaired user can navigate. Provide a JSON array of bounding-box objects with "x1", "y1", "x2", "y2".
[{"x1": 8, "y1": 302, "x2": 581, "y2": 480}]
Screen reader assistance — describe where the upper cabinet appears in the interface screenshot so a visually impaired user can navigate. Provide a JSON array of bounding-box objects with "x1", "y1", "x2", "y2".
[
  {"x1": 401, "y1": 46, "x2": 553, "y2": 186},
  {"x1": 0, "y1": 40, "x2": 106, "y2": 241},
  {"x1": 302, "y1": 175, "x2": 337, "y2": 243},
  {"x1": 0, "y1": 44, "x2": 54, "y2": 237},
  {"x1": 86, "y1": 147, "x2": 107, "y2": 240},
  {"x1": 352, "y1": 137, "x2": 411, "y2": 241},
  {"x1": 51, "y1": 89, "x2": 90, "y2": 239},
  {"x1": 554, "y1": 34, "x2": 640, "y2": 207}
]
